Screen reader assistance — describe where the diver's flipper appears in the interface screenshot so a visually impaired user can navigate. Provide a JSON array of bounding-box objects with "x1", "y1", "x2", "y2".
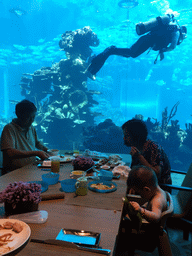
[{"x1": 88, "y1": 46, "x2": 117, "y2": 76}]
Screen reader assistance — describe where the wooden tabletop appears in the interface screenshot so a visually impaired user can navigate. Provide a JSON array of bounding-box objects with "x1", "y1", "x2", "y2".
[
  {"x1": 0, "y1": 161, "x2": 127, "y2": 211},
  {"x1": 0, "y1": 154, "x2": 129, "y2": 255},
  {"x1": 17, "y1": 202, "x2": 121, "y2": 256}
]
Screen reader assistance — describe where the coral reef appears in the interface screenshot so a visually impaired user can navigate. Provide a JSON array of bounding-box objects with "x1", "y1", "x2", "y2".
[
  {"x1": 19, "y1": 27, "x2": 100, "y2": 149},
  {"x1": 59, "y1": 26, "x2": 99, "y2": 60}
]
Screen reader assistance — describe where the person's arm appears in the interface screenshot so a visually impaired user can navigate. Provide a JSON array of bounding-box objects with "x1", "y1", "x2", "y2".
[
  {"x1": 130, "y1": 147, "x2": 161, "y2": 178},
  {"x1": 159, "y1": 30, "x2": 180, "y2": 61},
  {"x1": 4, "y1": 148, "x2": 49, "y2": 160},
  {"x1": 33, "y1": 127, "x2": 49, "y2": 152},
  {"x1": 130, "y1": 198, "x2": 163, "y2": 223},
  {"x1": 164, "y1": 30, "x2": 180, "y2": 52}
]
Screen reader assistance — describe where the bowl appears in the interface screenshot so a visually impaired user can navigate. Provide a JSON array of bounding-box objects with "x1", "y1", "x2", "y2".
[
  {"x1": 42, "y1": 172, "x2": 60, "y2": 185},
  {"x1": 60, "y1": 179, "x2": 76, "y2": 193},
  {"x1": 71, "y1": 170, "x2": 85, "y2": 179},
  {"x1": 47, "y1": 149, "x2": 60, "y2": 156}
]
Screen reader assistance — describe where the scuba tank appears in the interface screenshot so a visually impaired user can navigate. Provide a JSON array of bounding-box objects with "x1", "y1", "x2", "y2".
[{"x1": 136, "y1": 14, "x2": 173, "y2": 36}]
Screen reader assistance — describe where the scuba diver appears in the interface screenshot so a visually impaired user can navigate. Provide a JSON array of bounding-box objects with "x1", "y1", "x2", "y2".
[{"x1": 87, "y1": 14, "x2": 187, "y2": 79}]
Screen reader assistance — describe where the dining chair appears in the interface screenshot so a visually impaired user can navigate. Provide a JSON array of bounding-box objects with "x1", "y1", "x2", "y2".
[
  {"x1": 115, "y1": 192, "x2": 173, "y2": 256},
  {"x1": 159, "y1": 163, "x2": 192, "y2": 240}
]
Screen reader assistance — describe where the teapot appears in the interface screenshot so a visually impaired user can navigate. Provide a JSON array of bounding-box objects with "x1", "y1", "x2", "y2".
[{"x1": 75, "y1": 177, "x2": 88, "y2": 196}]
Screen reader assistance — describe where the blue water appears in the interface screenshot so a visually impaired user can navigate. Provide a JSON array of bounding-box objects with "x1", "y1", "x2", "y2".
[{"x1": 0, "y1": 0, "x2": 191, "y2": 170}]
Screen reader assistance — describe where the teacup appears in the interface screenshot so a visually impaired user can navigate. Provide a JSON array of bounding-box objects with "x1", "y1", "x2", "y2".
[{"x1": 75, "y1": 177, "x2": 88, "y2": 196}]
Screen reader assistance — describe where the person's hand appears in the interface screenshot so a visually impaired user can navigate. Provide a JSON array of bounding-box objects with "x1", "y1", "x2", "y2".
[
  {"x1": 129, "y1": 188, "x2": 136, "y2": 194},
  {"x1": 130, "y1": 201, "x2": 141, "y2": 212},
  {"x1": 37, "y1": 151, "x2": 49, "y2": 160},
  {"x1": 130, "y1": 147, "x2": 140, "y2": 157}
]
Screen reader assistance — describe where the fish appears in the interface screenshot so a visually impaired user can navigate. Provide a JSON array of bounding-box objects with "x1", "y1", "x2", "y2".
[{"x1": 9, "y1": 8, "x2": 27, "y2": 17}]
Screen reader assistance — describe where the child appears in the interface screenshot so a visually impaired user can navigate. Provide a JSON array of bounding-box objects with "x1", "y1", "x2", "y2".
[
  {"x1": 127, "y1": 165, "x2": 168, "y2": 223},
  {"x1": 115, "y1": 165, "x2": 168, "y2": 256}
]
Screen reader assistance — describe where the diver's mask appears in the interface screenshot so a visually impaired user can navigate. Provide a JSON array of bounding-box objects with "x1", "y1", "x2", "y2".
[{"x1": 177, "y1": 25, "x2": 187, "y2": 45}]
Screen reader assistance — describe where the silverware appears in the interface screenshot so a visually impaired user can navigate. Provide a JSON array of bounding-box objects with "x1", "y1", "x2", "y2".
[
  {"x1": 83, "y1": 165, "x2": 96, "y2": 175},
  {"x1": 31, "y1": 239, "x2": 111, "y2": 255}
]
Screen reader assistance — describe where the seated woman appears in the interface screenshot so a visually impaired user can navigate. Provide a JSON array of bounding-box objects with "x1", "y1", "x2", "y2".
[{"x1": 122, "y1": 118, "x2": 172, "y2": 192}]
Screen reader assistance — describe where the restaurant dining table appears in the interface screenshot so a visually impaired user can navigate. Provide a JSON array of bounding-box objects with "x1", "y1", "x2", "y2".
[{"x1": 0, "y1": 153, "x2": 130, "y2": 255}]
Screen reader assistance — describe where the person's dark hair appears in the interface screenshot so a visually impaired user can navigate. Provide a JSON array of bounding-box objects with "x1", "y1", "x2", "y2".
[
  {"x1": 16, "y1": 100, "x2": 37, "y2": 119},
  {"x1": 122, "y1": 119, "x2": 148, "y2": 146},
  {"x1": 127, "y1": 165, "x2": 158, "y2": 189}
]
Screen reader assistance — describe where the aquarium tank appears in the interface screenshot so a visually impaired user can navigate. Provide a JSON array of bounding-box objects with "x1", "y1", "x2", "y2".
[{"x1": 0, "y1": 0, "x2": 192, "y2": 171}]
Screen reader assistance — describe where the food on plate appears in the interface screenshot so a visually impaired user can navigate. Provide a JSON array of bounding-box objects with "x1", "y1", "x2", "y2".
[
  {"x1": 0, "y1": 233, "x2": 13, "y2": 247},
  {"x1": 3, "y1": 221, "x2": 13, "y2": 229},
  {"x1": 90, "y1": 183, "x2": 115, "y2": 190},
  {"x1": 1, "y1": 222, "x2": 23, "y2": 234},
  {"x1": 96, "y1": 155, "x2": 124, "y2": 169},
  {"x1": 12, "y1": 223, "x2": 23, "y2": 233},
  {"x1": 72, "y1": 171, "x2": 84, "y2": 175},
  {"x1": 112, "y1": 165, "x2": 131, "y2": 177},
  {"x1": 65, "y1": 157, "x2": 72, "y2": 161},
  {"x1": 0, "y1": 233, "x2": 13, "y2": 253},
  {"x1": 101, "y1": 165, "x2": 110, "y2": 170},
  {"x1": 97, "y1": 158, "x2": 108, "y2": 166}
]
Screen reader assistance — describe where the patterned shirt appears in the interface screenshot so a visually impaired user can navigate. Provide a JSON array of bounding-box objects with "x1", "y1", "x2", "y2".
[{"x1": 131, "y1": 140, "x2": 172, "y2": 185}]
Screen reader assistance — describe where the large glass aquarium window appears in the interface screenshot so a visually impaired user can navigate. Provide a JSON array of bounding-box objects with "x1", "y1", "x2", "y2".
[{"x1": 0, "y1": 0, "x2": 191, "y2": 171}]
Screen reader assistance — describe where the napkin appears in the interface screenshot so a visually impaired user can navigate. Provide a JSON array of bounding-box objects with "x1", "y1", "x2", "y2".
[
  {"x1": 42, "y1": 160, "x2": 51, "y2": 166},
  {"x1": 112, "y1": 165, "x2": 131, "y2": 177}
]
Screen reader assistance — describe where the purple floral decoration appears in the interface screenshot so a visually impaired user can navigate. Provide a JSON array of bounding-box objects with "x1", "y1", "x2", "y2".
[
  {"x1": 72, "y1": 156, "x2": 94, "y2": 171},
  {"x1": 0, "y1": 182, "x2": 42, "y2": 209}
]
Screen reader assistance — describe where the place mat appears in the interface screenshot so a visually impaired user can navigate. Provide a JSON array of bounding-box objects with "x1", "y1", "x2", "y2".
[{"x1": 65, "y1": 179, "x2": 127, "y2": 211}]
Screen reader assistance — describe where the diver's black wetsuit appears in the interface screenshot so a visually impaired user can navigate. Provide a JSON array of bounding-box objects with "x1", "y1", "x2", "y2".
[
  {"x1": 113, "y1": 24, "x2": 179, "y2": 58},
  {"x1": 88, "y1": 22, "x2": 182, "y2": 76}
]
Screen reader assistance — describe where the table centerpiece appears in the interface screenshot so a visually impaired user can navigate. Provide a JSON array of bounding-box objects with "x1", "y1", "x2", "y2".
[
  {"x1": 72, "y1": 156, "x2": 95, "y2": 173},
  {"x1": 0, "y1": 181, "x2": 42, "y2": 215}
]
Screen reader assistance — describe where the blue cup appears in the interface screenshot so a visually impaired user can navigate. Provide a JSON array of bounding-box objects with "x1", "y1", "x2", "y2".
[
  {"x1": 60, "y1": 179, "x2": 76, "y2": 193},
  {"x1": 42, "y1": 172, "x2": 59, "y2": 185}
]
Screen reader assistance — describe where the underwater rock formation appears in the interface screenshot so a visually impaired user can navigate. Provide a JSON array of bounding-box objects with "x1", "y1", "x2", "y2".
[
  {"x1": 83, "y1": 119, "x2": 128, "y2": 153},
  {"x1": 19, "y1": 27, "x2": 100, "y2": 149},
  {"x1": 59, "y1": 26, "x2": 99, "y2": 60}
]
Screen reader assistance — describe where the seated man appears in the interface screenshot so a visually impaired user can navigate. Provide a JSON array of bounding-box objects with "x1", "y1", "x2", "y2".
[
  {"x1": 1, "y1": 100, "x2": 49, "y2": 174},
  {"x1": 116, "y1": 165, "x2": 168, "y2": 255},
  {"x1": 122, "y1": 118, "x2": 172, "y2": 191}
]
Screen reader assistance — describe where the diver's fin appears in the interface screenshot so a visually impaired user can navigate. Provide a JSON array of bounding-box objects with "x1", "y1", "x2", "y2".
[{"x1": 87, "y1": 46, "x2": 117, "y2": 76}]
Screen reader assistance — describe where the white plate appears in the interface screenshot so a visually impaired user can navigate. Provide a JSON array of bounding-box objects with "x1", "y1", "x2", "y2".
[
  {"x1": 59, "y1": 156, "x2": 74, "y2": 163},
  {"x1": 0, "y1": 219, "x2": 31, "y2": 255},
  {"x1": 39, "y1": 157, "x2": 74, "y2": 167}
]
